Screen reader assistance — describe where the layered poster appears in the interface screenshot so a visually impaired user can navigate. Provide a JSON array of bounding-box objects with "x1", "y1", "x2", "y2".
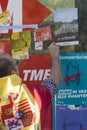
[
  {"x1": 0, "y1": 11, "x2": 11, "y2": 53},
  {"x1": 54, "y1": 8, "x2": 79, "y2": 46},
  {"x1": 55, "y1": 106, "x2": 87, "y2": 130},
  {"x1": 56, "y1": 52, "x2": 87, "y2": 106},
  {"x1": 10, "y1": 31, "x2": 31, "y2": 60},
  {"x1": 34, "y1": 26, "x2": 52, "y2": 50}
]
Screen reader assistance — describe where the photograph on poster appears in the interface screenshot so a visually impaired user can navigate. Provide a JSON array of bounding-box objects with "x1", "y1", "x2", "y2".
[
  {"x1": 54, "y1": 8, "x2": 79, "y2": 46},
  {"x1": 34, "y1": 26, "x2": 52, "y2": 42}
]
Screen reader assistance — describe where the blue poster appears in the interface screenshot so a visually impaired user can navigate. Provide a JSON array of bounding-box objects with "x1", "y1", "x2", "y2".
[
  {"x1": 56, "y1": 106, "x2": 87, "y2": 130},
  {"x1": 57, "y1": 52, "x2": 87, "y2": 105}
]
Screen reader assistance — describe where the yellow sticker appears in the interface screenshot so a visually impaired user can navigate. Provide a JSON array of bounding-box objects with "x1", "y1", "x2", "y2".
[
  {"x1": 11, "y1": 32, "x2": 20, "y2": 40},
  {"x1": 0, "y1": 11, "x2": 11, "y2": 25}
]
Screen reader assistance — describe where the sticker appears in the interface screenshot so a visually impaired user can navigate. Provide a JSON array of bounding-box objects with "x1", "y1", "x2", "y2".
[{"x1": 4, "y1": 118, "x2": 23, "y2": 130}]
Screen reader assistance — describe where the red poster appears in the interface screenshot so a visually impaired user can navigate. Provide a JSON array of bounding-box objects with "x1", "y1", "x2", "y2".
[{"x1": 0, "y1": 0, "x2": 52, "y2": 32}]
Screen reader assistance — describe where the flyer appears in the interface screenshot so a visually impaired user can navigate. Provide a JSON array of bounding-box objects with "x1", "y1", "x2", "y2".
[
  {"x1": 54, "y1": 8, "x2": 79, "y2": 46},
  {"x1": 10, "y1": 31, "x2": 31, "y2": 60}
]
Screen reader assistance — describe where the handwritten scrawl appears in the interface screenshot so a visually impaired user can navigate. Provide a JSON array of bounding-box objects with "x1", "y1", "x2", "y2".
[{"x1": 63, "y1": 62, "x2": 83, "y2": 86}]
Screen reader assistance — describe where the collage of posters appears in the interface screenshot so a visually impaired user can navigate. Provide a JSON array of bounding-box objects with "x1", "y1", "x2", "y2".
[{"x1": 0, "y1": 0, "x2": 87, "y2": 130}]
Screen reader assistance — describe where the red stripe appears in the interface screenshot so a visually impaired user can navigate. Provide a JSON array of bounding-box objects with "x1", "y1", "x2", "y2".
[
  {"x1": 64, "y1": 72, "x2": 83, "y2": 82},
  {"x1": 14, "y1": 99, "x2": 31, "y2": 112},
  {"x1": 16, "y1": 99, "x2": 28, "y2": 105},
  {"x1": 16, "y1": 104, "x2": 31, "y2": 109},
  {"x1": 0, "y1": 0, "x2": 8, "y2": 11},
  {"x1": 18, "y1": 107, "x2": 31, "y2": 112},
  {"x1": 16, "y1": 101, "x2": 29, "y2": 106}
]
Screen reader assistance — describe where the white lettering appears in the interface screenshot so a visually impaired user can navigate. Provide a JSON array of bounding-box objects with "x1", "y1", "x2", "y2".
[
  {"x1": 23, "y1": 69, "x2": 51, "y2": 81},
  {"x1": 30, "y1": 69, "x2": 44, "y2": 81},
  {"x1": 23, "y1": 70, "x2": 31, "y2": 81},
  {"x1": 43, "y1": 69, "x2": 50, "y2": 80}
]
